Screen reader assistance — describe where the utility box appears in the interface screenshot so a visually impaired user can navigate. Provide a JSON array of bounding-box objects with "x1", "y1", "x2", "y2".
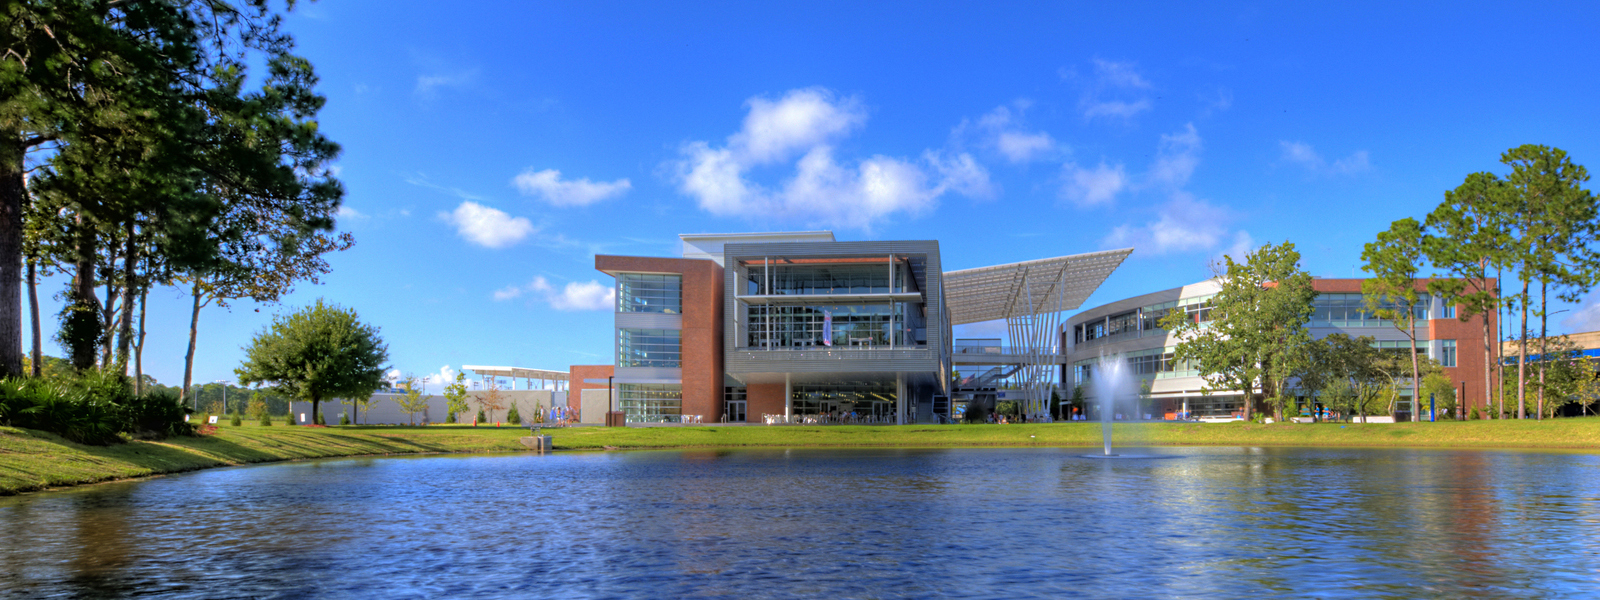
[
  {"x1": 520, "y1": 435, "x2": 553, "y2": 452},
  {"x1": 605, "y1": 411, "x2": 627, "y2": 427}
]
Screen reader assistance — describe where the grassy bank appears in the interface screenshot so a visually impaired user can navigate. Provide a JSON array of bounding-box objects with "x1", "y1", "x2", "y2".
[{"x1": 4, "y1": 417, "x2": 1599, "y2": 495}]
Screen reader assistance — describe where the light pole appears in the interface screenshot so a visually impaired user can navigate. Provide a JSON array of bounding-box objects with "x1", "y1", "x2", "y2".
[{"x1": 216, "y1": 380, "x2": 229, "y2": 414}]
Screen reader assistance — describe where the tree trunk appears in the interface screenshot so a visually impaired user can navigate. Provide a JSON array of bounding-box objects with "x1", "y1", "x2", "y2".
[
  {"x1": 26, "y1": 258, "x2": 39, "y2": 377},
  {"x1": 135, "y1": 288, "x2": 148, "y2": 395},
  {"x1": 116, "y1": 222, "x2": 136, "y2": 370},
  {"x1": 1517, "y1": 277, "x2": 1528, "y2": 419},
  {"x1": 1409, "y1": 314, "x2": 1421, "y2": 423},
  {"x1": 1538, "y1": 278, "x2": 1547, "y2": 420},
  {"x1": 1496, "y1": 266, "x2": 1505, "y2": 419},
  {"x1": 182, "y1": 279, "x2": 205, "y2": 405},
  {"x1": 100, "y1": 269, "x2": 117, "y2": 368},
  {"x1": 70, "y1": 213, "x2": 100, "y2": 371},
  {"x1": 1481, "y1": 271, "x2": 1493, "y2": 421},
  {"x1": 0, "y1": 141, "x2": 24, "y2": 378}
]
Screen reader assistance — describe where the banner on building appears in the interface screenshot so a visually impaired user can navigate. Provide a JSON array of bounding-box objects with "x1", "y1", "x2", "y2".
[{"x1": 823, "y1": 310, "x2": 833, "y2": 346}]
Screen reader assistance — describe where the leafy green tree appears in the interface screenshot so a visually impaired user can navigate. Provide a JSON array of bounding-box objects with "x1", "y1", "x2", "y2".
[
  {"x1": 1499, "y1": 145, "x2": 1599, "y2": 419},
  {"x1": 1426, "y1": 172, "x2": 1514, "y2": 418},
  {"x1": 1418, "y1": 372, "x2": 1457, "y2": 420},
  {"x1": 443, "y1": 371, "x2": 470, "y2": 424},
  {"x1": 396, "y1": 375, "x2": 430, "y2": 426},
  {"x1": 1361, "y1": 217, "x2": 1427, "y2": 420},
  {"x1": 235, "y1": 299, "x2": 389, "y2": 426},
  {"x1": 1161, "y1": 241, "x2": 1317, "y2": 422}
]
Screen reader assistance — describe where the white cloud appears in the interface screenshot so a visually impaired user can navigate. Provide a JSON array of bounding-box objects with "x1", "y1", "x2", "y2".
[
  {"x1": 1103, "y1": 193, "x2": 1234, "y2": 255},
  {"x1": 1061, "y1": 161, "x2": 1128, "y2": 207},
  {"x1": 497, "y1": 276, "x2": 616, "y2": 311},
  {"x1": 671, "y1": 87, "x2": 991, "y2": 230},
  {"x1": 1220, "y1": 230, "x2": 1256, "y2": 264},
  {"x1": 512, "y1": 168, "x2": 631, "y2": 207},
  {"x1": 336, "y1": 205, "x2": 365, "y2": 220},
  {"x1": 1073, "y1": 58, "x2": 1155, "y2": 121},
  {"x1": 996, "y1": 131, "x2": 1056, "y2": 163},
  {"x1": 1564, "y1": 298, "x2": 1600, "y2": 332},
  {"x1": 1151, "y1": 124, "x2": 1202, "y2": 188},
  {"x1": 925, "y1": 150, "x2": 997, "y2": 200},
  {"x1": 415, "y1": 69, "x2": 477, "y2": 96},
  {"x1": 734, "y1": 88, "x2": 867, "y2": 163},
  {"x1": 962, "y1": 104, "x2": 1057, "y2": 164},
  {"x1": 1201, "y1": 88, "x2": 1234, "y2": 116},
  {"x1": 422, "y1": 365, "x2": 457, "y2": 393},
  {"x1": 1279, "y1": 141, "x2": 1372, "y2": 175},
  {"x1": 492, "y1": 284, "x2": 525, "y2": 301},
  {"x1": 441, "y1": 201, "x2": 536, "y2": 248}
]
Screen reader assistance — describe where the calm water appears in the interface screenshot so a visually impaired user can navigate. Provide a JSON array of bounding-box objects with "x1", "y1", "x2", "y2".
[{"x1": 2, "y1": 447, "x2": 1599, "y2": 599}]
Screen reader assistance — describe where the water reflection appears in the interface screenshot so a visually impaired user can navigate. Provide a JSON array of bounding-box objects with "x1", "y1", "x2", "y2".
[{"x1": 1, "y1": 447, "x2": 1598, "y2": 598}]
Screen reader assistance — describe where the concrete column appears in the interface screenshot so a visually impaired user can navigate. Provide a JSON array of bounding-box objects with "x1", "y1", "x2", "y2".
[
  {"x1": 896, "y1": 372, "x2": 906, "y2": 425},
  {"x1": 784, "y1": 373, "x2": 792, "y2": 417}
]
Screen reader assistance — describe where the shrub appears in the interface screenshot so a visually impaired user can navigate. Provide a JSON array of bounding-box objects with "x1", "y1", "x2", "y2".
[
  {"x1": 446, "y1": 411, "x2": 457, "y2": 424},
  {"x1": 476, "y1": 409, "x2": 486, "y2": 424},
  {"x1": 0, "y1": 371, "x2": 190, "y2": 445},
  {"x1": 316, "y1": 411, "x2": 325, "y2": 425},
  {"x1": 259, "y1": 410, "x2": 273, "y2": 426},
  {"x1": 230, "y1": 413, "x2": 243, "y2": 427},
  {"x1": 122, "y1": 390, "x2": 193, "y2": 438},
  {"x1": 506, "y1": 405, "x2": 522, "y2": 425},
  {"x1": 339, "y1": 411, "x2": 350, "y2": 426}
]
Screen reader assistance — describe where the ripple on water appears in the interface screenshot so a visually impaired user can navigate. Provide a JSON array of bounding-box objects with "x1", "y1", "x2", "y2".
[{"x1": 2, "y1": 447, "x2": 1599, "y2": 599}]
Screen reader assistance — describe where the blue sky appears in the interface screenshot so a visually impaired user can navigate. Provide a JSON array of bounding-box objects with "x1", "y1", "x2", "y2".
[{"x1": 40, "y1": 2, "x2": 1600, "y2": 392}]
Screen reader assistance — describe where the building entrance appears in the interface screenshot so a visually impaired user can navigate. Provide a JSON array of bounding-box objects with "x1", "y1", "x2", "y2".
[{"x1": 724, "y1": 400, "x2": 747, "y2": 423}]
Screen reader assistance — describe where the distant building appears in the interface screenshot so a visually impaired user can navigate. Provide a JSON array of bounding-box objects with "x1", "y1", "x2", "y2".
[
  {"x1": 1066, "y1": 278, "x2": 1498, "y2": 421},
  {"x1": 592, "y1": 232, "x2": 1130, "y2": 424}
]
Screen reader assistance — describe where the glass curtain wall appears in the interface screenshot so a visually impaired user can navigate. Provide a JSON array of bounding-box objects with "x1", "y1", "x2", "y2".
[
  {"x1": 747, "y1": 303, "x2": 908, "y2": 348},
  {"x1": 618, "y1": 273, "x2": 682, "y2": 314},
  {"x1": 789, "y1": 382, "x2": 897, "y2": 418},
  {"x1": 618, "y1": 384, "x2": 682, "y2": 422},
  {"x1": 618, "y1": 329, "x2": 682, "y2": 367},
  {"x1": 1311, "y1": 293, "x2": 1429, "y2": 327},
  {"x1": 746, "y1": 264, "x2": 909, "y2": 295}
]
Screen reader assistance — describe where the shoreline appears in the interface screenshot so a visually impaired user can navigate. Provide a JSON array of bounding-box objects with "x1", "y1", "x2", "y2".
[{"x1": 4, "y1": 418, "x2": 1599, "y2": 496}]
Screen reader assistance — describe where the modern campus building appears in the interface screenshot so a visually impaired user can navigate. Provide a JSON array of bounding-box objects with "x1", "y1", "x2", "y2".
[
  {"x1": 1065, "y1": 278, "x2": 1498, "y2": 421},
  {"x1": 592, "y1": 232, "x2": 1131, "y2": 424}
]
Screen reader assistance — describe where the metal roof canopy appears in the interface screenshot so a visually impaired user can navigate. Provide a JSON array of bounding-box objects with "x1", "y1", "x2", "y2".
[
  {"x1": 944, "y1": 248, "x2": 1133, "y2": 326},
  {"x1": 462, "y1": 366, "x2": 570, "y2": 381}
]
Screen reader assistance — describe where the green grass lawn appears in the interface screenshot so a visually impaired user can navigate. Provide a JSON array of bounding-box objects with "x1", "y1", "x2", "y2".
[{"x1": 3, "y1": 417, "x2": 1598, "y2": 495}]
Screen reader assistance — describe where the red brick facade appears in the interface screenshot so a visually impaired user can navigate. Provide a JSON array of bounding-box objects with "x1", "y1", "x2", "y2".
[
  {"x1": 569, "y1": 364, "x2": 614, "y2": 402},
  {"x1": 595, "y1": 255, "x2": 725, "y2": 422},
  {"x1": 1311, "y1": 278, "x2": 1499, "y2": 415},
  {"x1": 747, "y1": 383, "x2": 785, "y2": 418}
]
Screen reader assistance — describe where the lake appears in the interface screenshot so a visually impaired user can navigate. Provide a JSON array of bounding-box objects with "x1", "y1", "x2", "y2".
[{"x1": 2, "y1": 447, "x2": 1598, "y2": 598}]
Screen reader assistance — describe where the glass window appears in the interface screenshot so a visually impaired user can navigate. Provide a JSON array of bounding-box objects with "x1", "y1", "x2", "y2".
[
  {"x1": 618, "y1": 328, "x2": 682, "y2": 367},
  {"x1": 788, "y1": 382, "x2": 898, "y2": 417},
  {"x1": 745, "y1": 263, "x2": 910, "y2": 296},
  {"x1": 746, "y1": 303, "x2": 912, "y2": 348},
  {"x1": 617, "y1": 273, "x2": 682, "y2": 314},
  {"x1": 1440, "y1": 340, "x2": 1457, "y2": 367},
  {"x1": 619, "y1": 384, "x2": 682, "y2": 422}
]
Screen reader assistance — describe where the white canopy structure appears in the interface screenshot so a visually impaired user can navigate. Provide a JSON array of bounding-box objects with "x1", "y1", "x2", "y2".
[
  {"x1": 462, "y1": 365, "x2": 570, "y2": 391},
  {"x1": 943, "y1": 248, "x2": 1132, "y2": 419}
]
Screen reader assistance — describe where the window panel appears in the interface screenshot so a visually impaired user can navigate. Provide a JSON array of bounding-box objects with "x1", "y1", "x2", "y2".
[
  {"x1": 618, "y1": 274, "x2": 683, "y2": 314},
  {"x1": 618, "y1": 328, "x2": 682, "y2": 367}
]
